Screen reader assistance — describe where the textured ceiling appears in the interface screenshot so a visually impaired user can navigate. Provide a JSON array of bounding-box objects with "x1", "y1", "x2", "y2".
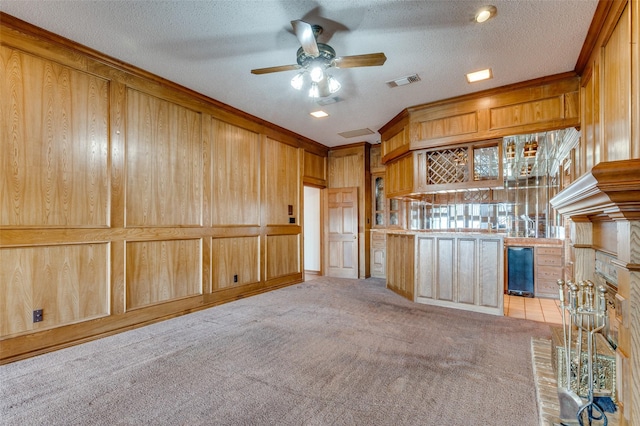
[{"x1": 1, "y1": 1, "x2": 598, "y2": 148}]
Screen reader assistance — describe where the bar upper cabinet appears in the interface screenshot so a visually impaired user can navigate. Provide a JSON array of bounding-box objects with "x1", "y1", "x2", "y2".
[
  {"x1": 413, "y1": 139, "x2": 503, "y2": 193},
  {"x1": 373, "y1": 174, "x2": 386, "y2": 228}
]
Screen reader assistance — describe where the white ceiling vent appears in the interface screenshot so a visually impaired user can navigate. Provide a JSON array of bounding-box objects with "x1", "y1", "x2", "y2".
[
  {"x1": 338, "y1": 128, "x2": 375, "y2": 139},
  {"x1": 386, "y1": 74, "x2": 421, "y2": 88},
  {"x1": 316, "y1": 97, "x2": 342, "y2": 106}
]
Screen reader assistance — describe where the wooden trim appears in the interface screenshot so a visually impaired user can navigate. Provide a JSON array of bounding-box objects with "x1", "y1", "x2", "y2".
[
  {"x1": 329, "y1": 141, "x2": 370, "y2": 151},
  {"x1": 550, "y1": 159, "x2": 640, "y2": 220},
  {"x1": 404, "y1": 72, "x2": 578, "y2": 114},
  {"x1": 633, "y1": 0, "x2": 640, "y2": 159},
  {"x1": 302, "y1": 176, "x2": 327, "y2": 187},
  {"x1": 378, "y1": 109, "x2": 410, "y2": 136},
  {"x1": 575, "y1": 0, "x2": 616, "y2": 74},
  {"x1": 381, "y1": 145, "x2": 411, "y2": 164},
  {"x1": 1, "y1": 277, "x2": 301, "y2": 364}
]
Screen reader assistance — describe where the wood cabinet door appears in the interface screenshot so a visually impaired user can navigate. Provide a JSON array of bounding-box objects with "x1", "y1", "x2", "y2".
[{"x1": 324, "y1": 187, "x2": 359, "y2": 279}]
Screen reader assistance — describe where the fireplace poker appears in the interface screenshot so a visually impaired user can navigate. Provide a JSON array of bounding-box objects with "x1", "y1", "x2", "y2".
[
  {"x1": 575, "y1": 281, "x2": 607, "y2": 426},
  {"x1": 557, "y1": 280, "x2": 583, "y2": 424}
]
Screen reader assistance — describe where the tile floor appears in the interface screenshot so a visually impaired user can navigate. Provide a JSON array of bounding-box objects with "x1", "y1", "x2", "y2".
[{"x1": 504, "y1": 294, "x2": 564, "y2": 324}]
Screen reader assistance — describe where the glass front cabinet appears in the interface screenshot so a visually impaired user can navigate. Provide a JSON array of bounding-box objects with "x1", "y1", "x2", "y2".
[{"x1": 371, "y1": 173, "x2": 387, "y2": 278}]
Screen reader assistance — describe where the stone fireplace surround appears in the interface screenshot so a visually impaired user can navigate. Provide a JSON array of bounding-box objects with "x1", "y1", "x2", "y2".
[{"x1": 551, "y1": 159, "x2": 640, "y2": 425}]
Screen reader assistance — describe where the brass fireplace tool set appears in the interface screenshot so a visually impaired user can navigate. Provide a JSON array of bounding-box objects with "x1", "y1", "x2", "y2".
[{"x1": 556, "y1": 279, "x2": 614, "y2": 426}]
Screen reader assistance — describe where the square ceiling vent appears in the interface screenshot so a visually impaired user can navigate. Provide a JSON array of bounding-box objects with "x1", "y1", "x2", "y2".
[
  {"x1": 317, "y1": 97, "x2": 342, "y2": 106},
  {"x1": 386, "y1": 74, "x2": 421, "y2": 88},
  {"x1": 338, "y1": 128, "x2": 375, "y2": 139}
]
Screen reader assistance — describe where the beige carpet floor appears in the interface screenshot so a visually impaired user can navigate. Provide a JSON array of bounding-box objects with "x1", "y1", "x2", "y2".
[{"x1": 1, "y1": 277, "x2": 551, "y2": 425}]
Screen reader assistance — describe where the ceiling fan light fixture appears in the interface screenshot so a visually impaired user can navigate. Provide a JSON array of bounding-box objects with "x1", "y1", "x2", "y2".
[
  {"x1": 327, "y1": 76, "x2": 341, "y2": 94},
  {"x1": 291, "y1": 72, "x2": 305, "y2": 90},
  {"x1": 310, "y1": 66, "x2": 324, "y2": 83},
  {"x1": 308, "y1": 83, "x2": 320, "y2": 98}
]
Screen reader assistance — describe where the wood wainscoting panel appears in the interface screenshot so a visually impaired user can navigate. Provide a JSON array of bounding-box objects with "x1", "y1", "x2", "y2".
[
  {"x1": 265, "y1": 138, "x2": 300, "y2": 226},
  {"x1": 126, "y1": 88, "x2": 203, "y2": 227},
  {"x1": 386, "y1": 233, "x2": 415, "y2": 300},
  {"x1": 1, "y1": 46, "x2": 109, "y2": 227},
  {"x1": 382, "y1": 127, "x2": 408, "y2": 159},
  {"x1": 416, "y1": 236, "x2": 435, "y2": 299},
  {"x1": 594, "y1": 220, "x2": 618, "y2": 255},
  {"x1": 265, "y1": 234, "x2": 300, "y2": 280},
  {"x1": 125, "y1": 239, "x2": 202, "y2": 310},
  {"x1": 602, "y1": 3, "x2": 631, "y2": 162},
  {"x1": 478, "y1": 237, "x2": 503, "y2": 309},
  {"x1": 436, "y1": 237, "x2": 455, "y2": 302},
  {"x1": 416, "y1": 112, "x2": 478, "y2": 141},
  {"x1": 211, "y1": 236, "x2": 260, "y2": 290},
  {"x1": 303, "y1": 150, "x2": 327, "y2": 186},
  {"x1": 457, "y1": 238, "x2": 477, "y2": 305},
  {"x1": 582, "y1": 63, "x2": 600, "y2": 172},
  {"x1": 328, "y1": 148, "x2": 364, "y2": 189},
  {"x1": 0, "y1": 243, "x2": 109, "y2": 337},
  {"x1": 489, "y1": 96, "x2": 566, "y2": 130},
  {"x1": 385, "y1": 154, "x2": 414, "y2": 197},
  {"x1": 211, "y1": 118, "x2": 260, "y2": 226},
  {"x1": 413, "y1": 233, "x2": 504, "y2": 315}
]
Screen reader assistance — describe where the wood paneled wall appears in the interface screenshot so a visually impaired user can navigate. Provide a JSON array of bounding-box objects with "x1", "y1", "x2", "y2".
[
  {"x1": 379, "y1": 75, "x2": 580, "y2": 164},
  {"x1": 126, "y1": 89, "x2": 203, "y2": 226},
  {"x1": 327, "y1": 143, "x2": 371, "y2": 278},
  {"x1": 385, "y1": 153, "x2": 414, "y2": 198},
  {"x1": 1, "y1": 47, "x2": 110, "y2": 227},
  {"x1": 386, "y1": 233, "x2": 415, "y2": 300},
  {"x1": 570, "y1": 1, "x2": 638, "y2": 424},
  {"x1": 303, "y1": 150, "x2": 327, "y2": 187},
  {"x1": 0, "y1": 14, "x2": 327, "y2": 363},
  {"x1": 211, "y1": 119, "x2": 261, "y2": 226},
  {"x1": 579, "y1": 1, "x2": 636, "y2": 172}
]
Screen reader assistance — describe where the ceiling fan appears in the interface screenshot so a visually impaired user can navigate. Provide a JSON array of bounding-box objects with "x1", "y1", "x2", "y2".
[{"x1": 251, "y1": 20, "x2": 387, "y2": 98}]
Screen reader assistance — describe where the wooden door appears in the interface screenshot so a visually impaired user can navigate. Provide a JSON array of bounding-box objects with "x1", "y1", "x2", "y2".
[{"x1": 324, "y1": 187, "x2": 359, "y2": 278}]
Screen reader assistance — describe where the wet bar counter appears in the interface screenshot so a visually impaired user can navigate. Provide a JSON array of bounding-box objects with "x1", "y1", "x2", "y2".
[{"x1": 386, "y1": 232, "x2": 504, "y2": 316}]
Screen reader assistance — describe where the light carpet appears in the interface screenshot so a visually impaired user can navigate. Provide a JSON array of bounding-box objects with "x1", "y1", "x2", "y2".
[{"x1": 1, "y1": 277, "x2": 551, "y2": 425}]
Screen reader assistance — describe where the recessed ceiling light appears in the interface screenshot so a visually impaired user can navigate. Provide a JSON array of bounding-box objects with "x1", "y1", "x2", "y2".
[
  {"x1": 475, "y1": 6, "x2": 497, "y2": 23},
  {"x1": 466, "y1": 68, "x2": 493, "y2": 83},
  {"x1": 310, "y1": 110, "x2": 329, "y2": 118}
]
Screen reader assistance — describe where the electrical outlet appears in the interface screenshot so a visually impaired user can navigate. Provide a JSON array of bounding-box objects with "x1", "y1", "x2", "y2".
[
  {"x1": 233, "y1": 274, "x2": 238, "y2": 283},
  {"x1": 33, "y1": 309, "x2": 43, "y2": 323}
]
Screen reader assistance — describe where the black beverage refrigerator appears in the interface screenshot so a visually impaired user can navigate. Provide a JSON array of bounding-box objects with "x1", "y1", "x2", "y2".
[{"x1": 507, "y1": 247, "x2": 534, "y2": 297}]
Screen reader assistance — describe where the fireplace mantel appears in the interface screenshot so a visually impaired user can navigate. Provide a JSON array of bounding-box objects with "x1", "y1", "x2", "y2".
[{"x1": 551, "y1": 159, "x2": 640, "y2": 221}]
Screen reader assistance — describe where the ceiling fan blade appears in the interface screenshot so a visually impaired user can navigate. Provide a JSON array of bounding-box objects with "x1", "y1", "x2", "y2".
[
  {"x1": 251, "y1": 64, "x2": 301, "y2": 75},
  {"x1": 291, "y1": 20, "x2": 319, "y2": 58},
  {"x1": 334, "y1": 53, "x2": 387, "y2": 68}
]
